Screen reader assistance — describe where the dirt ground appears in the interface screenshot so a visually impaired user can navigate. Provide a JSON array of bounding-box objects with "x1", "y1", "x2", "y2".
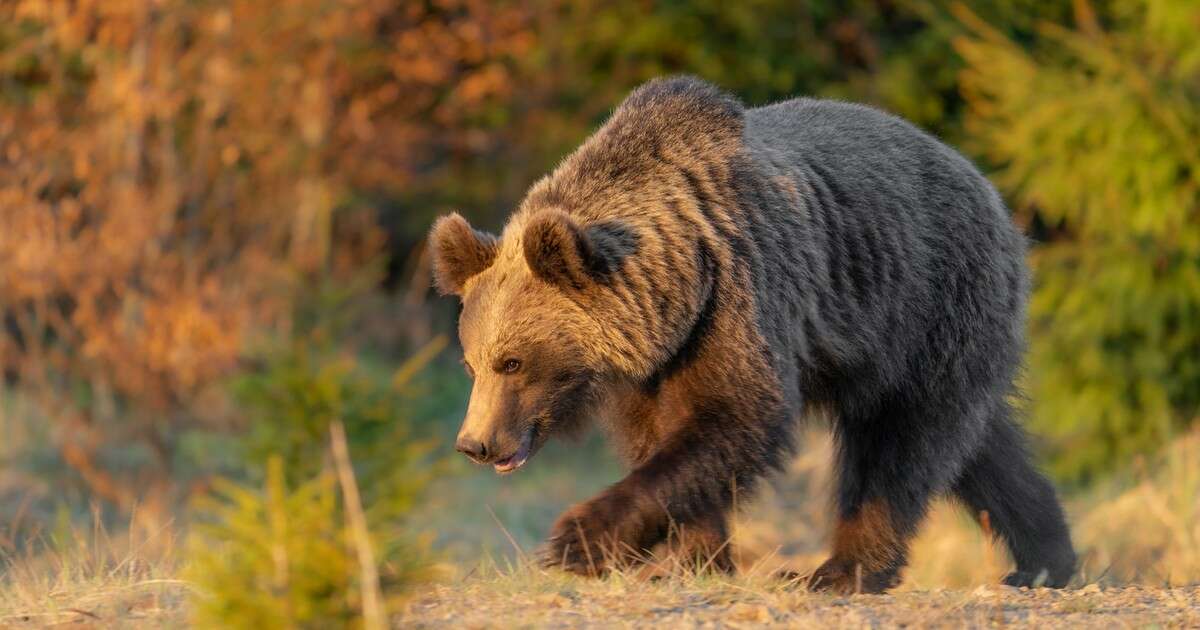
[
  {"x1": 404, "y1": 580, "x2": 1200, "y2": 629},
  {"x1": 0, "y1": 571, "x2": 1196, "y2": 627}
]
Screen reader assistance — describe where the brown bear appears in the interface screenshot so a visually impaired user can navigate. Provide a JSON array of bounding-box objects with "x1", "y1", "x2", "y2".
[{"x1": 429, "y1": 76, "x2": 1076, "y2": 592}]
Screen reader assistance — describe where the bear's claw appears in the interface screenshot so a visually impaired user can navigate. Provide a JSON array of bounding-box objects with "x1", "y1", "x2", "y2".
[{"x1": 540, "y1": 522, "x2": 611, "y2": 576}]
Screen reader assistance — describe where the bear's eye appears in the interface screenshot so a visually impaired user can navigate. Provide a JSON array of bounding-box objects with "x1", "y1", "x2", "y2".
[{"x1": 501, "y1": 358, "x2": 522, "y2": 374}]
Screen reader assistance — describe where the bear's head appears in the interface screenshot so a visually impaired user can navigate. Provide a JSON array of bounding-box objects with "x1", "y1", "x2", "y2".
[{"x1": 429, "y1": 210, "x2": 632, "y2": 474}]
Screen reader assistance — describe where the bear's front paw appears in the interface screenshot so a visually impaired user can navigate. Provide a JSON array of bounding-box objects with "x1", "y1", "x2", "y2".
[
  {"x1": 541, "y1": 511, "x2": 609, "y2": 576},
  {"x1": 540, "y1": 496, "x2": 644, "y2": 577}
]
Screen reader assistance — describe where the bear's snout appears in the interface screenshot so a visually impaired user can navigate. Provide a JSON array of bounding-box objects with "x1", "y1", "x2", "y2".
[
  {"x1": 456, "y1": 425, "x2": 537, "y2": 474},
  {"x1": 455, "y1": 435, "x2": 489, "y2": 463}
]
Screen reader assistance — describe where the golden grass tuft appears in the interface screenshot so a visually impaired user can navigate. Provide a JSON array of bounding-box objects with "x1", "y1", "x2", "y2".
[
  {"x1": 738, "y1": 428, "x2": 1200, "y2": 590},
  {"x1": 0, "y1": 518, "x2": 188, "y2": 628},
  {"x1": 1074, "y1": 431, "x2": 1200, "y2": 586}
]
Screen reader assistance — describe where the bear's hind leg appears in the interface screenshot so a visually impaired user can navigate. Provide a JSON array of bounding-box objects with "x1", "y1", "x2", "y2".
[
  {"x1": 951, "y1": 410, "x2": 1076, "y2": 588},
  {"x1": 809, "y1": 497, "x2": 911, "y2": 593},
  {"x1": 811, "y1": 396, "x2": 979, "y2": 594}
]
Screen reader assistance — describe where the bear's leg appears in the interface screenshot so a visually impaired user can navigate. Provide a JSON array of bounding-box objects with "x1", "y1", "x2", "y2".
[
  {"x1": 811, "y1": 398, "x2": 974, "y2": 594},
  {"x1": 808, "y1": 498, "x2": 912, "y2": 594},
  {"x1": 951, "y1": 411, "x2": 1076, "y2": 588},
  {"x1": 542, "y1": 397, "x2": 789, "y2": 577}
]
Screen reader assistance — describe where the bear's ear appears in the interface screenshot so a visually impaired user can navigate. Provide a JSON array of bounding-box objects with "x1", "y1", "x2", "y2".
[
  {"x1": 428, "y1": 213, "x2": 498, "y2": 296},
  {"x1": 522, "y1": 210, "x2": 610, "y2": 290}
]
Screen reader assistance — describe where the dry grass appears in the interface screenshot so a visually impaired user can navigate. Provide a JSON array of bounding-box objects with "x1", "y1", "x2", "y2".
[
  {"x1": 0, "y1": 520, "x2": 189, "y2": 628},
  {"x1": 2, "y1": 431, "x2": 1199, "y2": 627},
  {"x1": 403, "y1": 565, "x2": 1200, "y2": 628},
  {"x1": 1074, "y1": 432, "x2": 1200, "y2": 586}
]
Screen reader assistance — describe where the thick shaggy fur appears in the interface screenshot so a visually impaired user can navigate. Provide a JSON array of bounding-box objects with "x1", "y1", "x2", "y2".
[{"x1": 430, "y1": 76, "x2": 1076, "y2": 592}]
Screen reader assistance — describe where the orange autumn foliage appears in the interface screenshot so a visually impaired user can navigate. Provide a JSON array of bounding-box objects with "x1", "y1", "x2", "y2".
[{"x1": 0, "y1": 0, "x2": 534, "y2": 512}]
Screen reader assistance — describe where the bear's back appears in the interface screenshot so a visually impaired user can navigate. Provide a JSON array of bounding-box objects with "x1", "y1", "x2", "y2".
[
  {"x1": 738, "y1": 97, "x2": 1028, "y2": 395},
  {"x1": 743, "y1": 95, "x2": 1025, "y2": 300},
  {"x1": 744, "y1": 97, "x2": 1009, "y2": 232}
]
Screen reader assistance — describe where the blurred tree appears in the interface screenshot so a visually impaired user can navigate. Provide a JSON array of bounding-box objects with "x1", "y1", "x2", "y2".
[
  {"x1": 398, "y1": 0, "x2": 898, "y2": 234},
  {"x1": 395, "y1": 0, "x2": 1090, "y2": 237},
  {"x1": 187, "y1": 342, "x2": 440, "y2": 627},
  {"x1": 0, "y1": 0, "x2": 1188, "y2": 518},
  {"x1": 0, "y1": 0, "x2": 516, "y2": 518},
  {"x1": 956, "y1": 0, "x2": 1200, "y2": 482}
]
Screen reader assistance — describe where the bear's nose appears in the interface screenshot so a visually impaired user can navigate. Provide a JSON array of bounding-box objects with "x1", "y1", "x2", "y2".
[{"x1": 455, "y1": 436, "x2": 488, "y2": 462}]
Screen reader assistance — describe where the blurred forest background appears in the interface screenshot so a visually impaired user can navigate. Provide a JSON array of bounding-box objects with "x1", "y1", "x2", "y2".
[{"x1": 0, "y1": 0, "x2": 1197, "y2": 625}]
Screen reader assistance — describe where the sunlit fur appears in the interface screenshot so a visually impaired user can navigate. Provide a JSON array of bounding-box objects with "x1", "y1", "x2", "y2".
[{"x1": 429, "y1": 76, "x2": 1075, "y2": 591}]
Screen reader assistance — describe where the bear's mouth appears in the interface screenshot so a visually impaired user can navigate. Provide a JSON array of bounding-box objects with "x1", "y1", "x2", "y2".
[{"x1": 493, "y1": 426, "x2": 537, "y2": 474}]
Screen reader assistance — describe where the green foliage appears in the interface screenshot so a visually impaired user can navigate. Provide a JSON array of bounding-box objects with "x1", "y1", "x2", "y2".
[
  {"x1": 187, "y1": 458, "x2": 354, "y2": 628},
  {"x1": 233, "y1": 346, "x2": 432, "y2": 515},
  {"x1": 956, "y1": 0, "x2": 1200, "y2": 481},
  {"x1": 186, "y1": 340, "x2": 443, "y2": 627},
  {"x1": 186, "y1": 457, "x2": 429, "y2": 628}
]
